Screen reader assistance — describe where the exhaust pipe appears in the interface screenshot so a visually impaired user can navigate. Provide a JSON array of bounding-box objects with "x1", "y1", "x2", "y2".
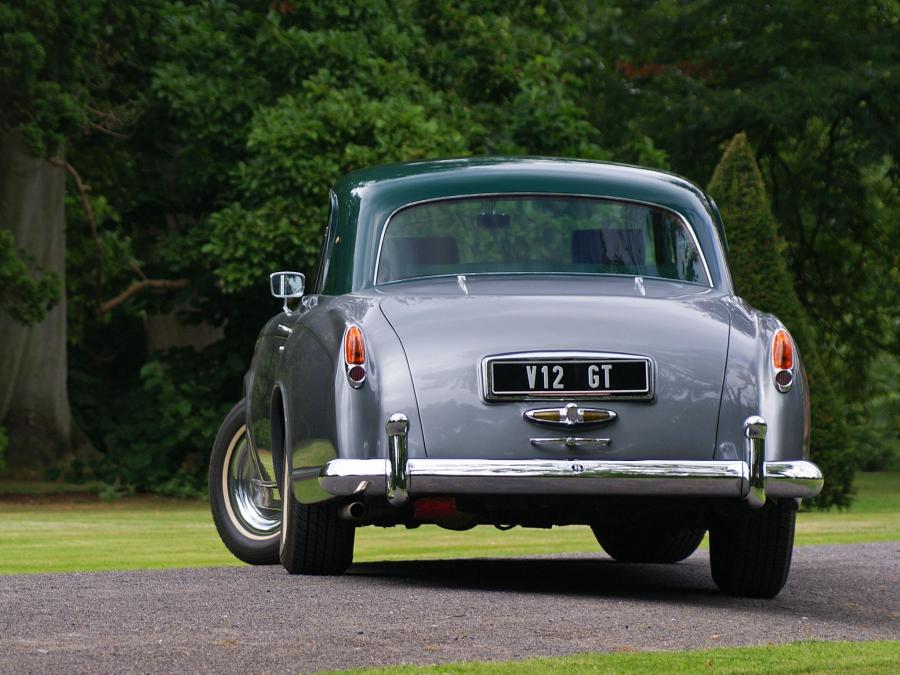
[{"x1": 338, "y1": 501, "x2": 367, "y2": 522}]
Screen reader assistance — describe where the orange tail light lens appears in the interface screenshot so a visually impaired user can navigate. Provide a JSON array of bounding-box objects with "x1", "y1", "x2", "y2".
[
  {"x1": 772, "y1": 329, "x2": 793, "y2": 370},
  {"x1": 345, "y1": 325, "x2": 366, "y2": 365},
  {"x1": 344, "y1": 325, "x2": 367, "y2": 388}
]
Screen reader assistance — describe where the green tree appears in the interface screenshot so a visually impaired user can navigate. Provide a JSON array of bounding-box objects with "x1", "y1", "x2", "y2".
[
  {"x1": 0, "y1": 229, "x2": 60, "y2": 325},
  {"x1": 0, "y1": 229, "x2": 59, "y2": 475},
  {"x1": 47, "y1": 2, "x2": 620, "y2": 490},
  {"x1": 608, "y1": 0, "x2": 899, "y2": 387},
  {"x1": 0, "y1": 1, "x2": 170, "y2": 472},
  {"x1": 0, "y1": 129, "x2": 78, "y2": 473},
  {"x1": 708, "y1": 133, "x2": 854, "y2": 507},
  {"x1": 9, "y1": 1, "x2": 888, "y2": 496}
]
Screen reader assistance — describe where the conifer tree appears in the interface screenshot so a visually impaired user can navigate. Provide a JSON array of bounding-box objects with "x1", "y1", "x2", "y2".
[{"x1": 708, "y1": 133, "x2": 854, "y2": 508}]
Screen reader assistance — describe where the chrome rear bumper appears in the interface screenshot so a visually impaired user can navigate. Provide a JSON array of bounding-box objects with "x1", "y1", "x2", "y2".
[
  {"x1": 318, "y1": 413, "x2": 823, "y2": 505},
  {"x1": 318, "y1": 457, "x2": 824, "y2": 501}
]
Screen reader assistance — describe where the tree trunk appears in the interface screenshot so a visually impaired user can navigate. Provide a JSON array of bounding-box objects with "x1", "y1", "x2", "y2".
[{"x1": 0, "y1": 130, "x2": 82, "y2": 474}]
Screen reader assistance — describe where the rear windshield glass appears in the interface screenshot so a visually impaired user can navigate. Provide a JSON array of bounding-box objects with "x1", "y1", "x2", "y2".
[{"x1": 376, "y1": 196, "x2": 708, "y2": 285}]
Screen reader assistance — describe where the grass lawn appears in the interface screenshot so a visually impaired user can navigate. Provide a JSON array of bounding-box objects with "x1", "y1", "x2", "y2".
[
  {"x1": 334, "y1": 640, "x2": 900, "y2": 674},
  {"x1": 0, "y1": 472, "x2": 896, "y2": 575}
]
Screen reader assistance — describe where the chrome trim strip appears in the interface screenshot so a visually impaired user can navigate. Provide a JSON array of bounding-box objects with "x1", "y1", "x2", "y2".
[
  {"x1": 406, "y1": 459, "x2": 746, "y2": 495},
  {"x1": 530, "y1": 437, "x2": 611, "y2": 448},
  {"x1": 320, "y1": 458, "x2": 748, "y2": 497},
  {"x1": 372, "y1": 193, "x2": 714, "y2": 288},
  {"x1": 525, "y1": 404, "x2": 617, "y2": 428},
  {"x1": 744, "y1": 416, "x2": 767, "y2": 508},
  {"x1": 385, "y1": 414, "x2": 410, "y2": 505},
  {"x1": 456, "y1": 274, "x2": 469, "y2": 295},
  {"x1": 318, "y1": 457, "x2": 823, "y2": 500},
  {"x1": 376, "y1": 270, "x2": 711, "y2": 289},
  {"x1": 483, "y1": 351, "x2": 654, "y2": 402}
]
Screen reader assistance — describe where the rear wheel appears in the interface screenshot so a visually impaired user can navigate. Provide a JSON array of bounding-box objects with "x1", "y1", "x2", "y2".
[
  {"x1": 279, "y1": 442, "x2": 355, "y2": 575},
  {"x1": 709, "y1": 499, "x2": 796, "y2": 598},
  {"x1": 209, "y1": 400, "x2": 281, "y2": 564},
  {"x1": 592, "y1": 522, "x2": 705, "y2": 563}
]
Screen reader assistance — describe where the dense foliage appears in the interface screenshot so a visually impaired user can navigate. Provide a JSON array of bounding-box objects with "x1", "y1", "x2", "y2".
[
  {"x1": 0, "y1": 229, "x2": 60, "y2": 325},
  {"x1": 1, "y1": 1, "x2": 896, "y2": 504},
  {"x1": 708, "y1": 133, "x2": 854, "y2": 507},
  {"x1": 608, "y1": 1, "x2": 900, "y2": 473}
]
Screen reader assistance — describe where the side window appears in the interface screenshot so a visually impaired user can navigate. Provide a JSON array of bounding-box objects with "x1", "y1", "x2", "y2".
[{"x1": 314, "y1": 191, "x2": 338, "y2": 294}]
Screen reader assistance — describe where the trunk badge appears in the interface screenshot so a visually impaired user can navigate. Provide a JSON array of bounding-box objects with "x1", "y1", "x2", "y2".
[{"x1": 524, "y1": 403, "x2": 617, "y2": 428}]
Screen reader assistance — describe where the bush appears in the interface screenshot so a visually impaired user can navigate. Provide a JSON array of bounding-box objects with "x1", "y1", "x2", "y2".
[
  {"x1": 71, "y1": 342, "x2": 243, "y2": 495},
  {"x1": 708, "y1": 133, "x2": 855, "y2": 508},
  {"x1": 852, "y1": 354, "x2": 900, "y2": 471}
]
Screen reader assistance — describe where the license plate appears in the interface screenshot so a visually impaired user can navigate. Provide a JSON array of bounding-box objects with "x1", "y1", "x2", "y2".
[{"x1": 485, "y1": 354, "x2": 652, "y2": 400}]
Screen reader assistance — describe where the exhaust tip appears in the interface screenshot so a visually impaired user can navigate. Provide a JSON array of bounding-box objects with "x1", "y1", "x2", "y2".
[{"x1": 339, "y1": 501, "x2": 367, "y2": 521}]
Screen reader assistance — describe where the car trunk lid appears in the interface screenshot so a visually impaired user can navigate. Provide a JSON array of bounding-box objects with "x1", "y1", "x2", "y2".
[{"x1": 378, "y1": 276, "x2": 730, "y2": 462}]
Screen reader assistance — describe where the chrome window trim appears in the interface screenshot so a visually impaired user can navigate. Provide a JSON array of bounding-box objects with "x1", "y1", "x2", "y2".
[
  {"x1": 374, "y1": 270, "x2": 711, "y2": 289},
  {"x1": 314, "y1": 190, "x2": 338, "y2": 294},
  {"x1": 481, "y1": 350, "x2": 655, "y2": 402},
  {"x1": 372, "y1": 193, "x2": 714, "y2": 288}
]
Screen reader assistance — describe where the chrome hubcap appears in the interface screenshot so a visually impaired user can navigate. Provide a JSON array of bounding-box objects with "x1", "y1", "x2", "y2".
[{"x1": 224, "y1": 425, "x2": 281, "y2": 538}]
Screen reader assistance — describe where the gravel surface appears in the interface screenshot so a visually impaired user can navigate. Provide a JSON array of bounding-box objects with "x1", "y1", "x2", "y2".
[{"x1": 1, "y1": 542, "x2": 898, "y2": 673}]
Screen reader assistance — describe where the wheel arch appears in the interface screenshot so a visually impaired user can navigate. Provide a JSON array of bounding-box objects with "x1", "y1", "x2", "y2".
[{"x1": 270, "y1": 384, "x2": 287, "y2": 491}]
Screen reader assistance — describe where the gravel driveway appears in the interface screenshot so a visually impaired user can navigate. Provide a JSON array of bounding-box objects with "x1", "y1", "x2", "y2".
[{"x1": 1, "y1": 542, "x2": 897, "y2": 673}]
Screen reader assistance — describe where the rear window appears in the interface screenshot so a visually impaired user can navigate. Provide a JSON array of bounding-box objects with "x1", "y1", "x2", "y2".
[{"x1": 376, "y1": 196, "x2": 709, "y2": 285}]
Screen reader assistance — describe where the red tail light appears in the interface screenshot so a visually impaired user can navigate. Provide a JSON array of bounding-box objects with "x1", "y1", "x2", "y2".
[
  {"x1": 772, "y1": 329, "x2": 794, "y2": 393},
  {"x1": 345, "y1": 325, "x2": 366, "y2": 364},
  {"x1": 414, "y1": 497, "x2": 459, "y2": 520},
  {"x1": 344, "y1": 325, "x2": 366, "y2": 388},
  {"x1": 772, "y1": 329, "x2": 793, "y2": 370}
]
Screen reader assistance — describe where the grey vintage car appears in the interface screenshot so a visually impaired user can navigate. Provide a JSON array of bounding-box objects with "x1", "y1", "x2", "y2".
[{"x1": 209, "y1": 157, "x2": 823, "y2": 598}]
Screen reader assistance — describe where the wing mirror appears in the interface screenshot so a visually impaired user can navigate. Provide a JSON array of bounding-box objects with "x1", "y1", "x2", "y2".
[{"x1": 270, "y1": 271, "x2": 305, "y2": 313}]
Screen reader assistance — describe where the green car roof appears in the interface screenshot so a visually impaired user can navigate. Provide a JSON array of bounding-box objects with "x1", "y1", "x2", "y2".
[{"x1": 320, "y1": 157, "x2": 729, "y2": 294}]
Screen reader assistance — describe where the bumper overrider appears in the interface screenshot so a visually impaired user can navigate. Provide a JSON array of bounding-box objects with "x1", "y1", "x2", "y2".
[{"x1": 318, "y1": 414, "x2": 823, "y2": 508}]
